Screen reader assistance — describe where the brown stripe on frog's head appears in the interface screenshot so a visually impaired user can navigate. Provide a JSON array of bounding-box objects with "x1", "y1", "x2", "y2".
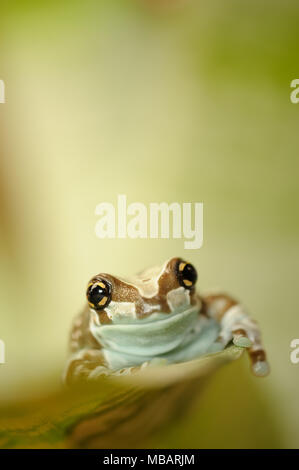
[
  {"x1": 86, "y1": 273, "x2": 141, "y2": 324},
  {"x1": 86, "y1": 257, "x2": 199, "y2": 322},
  {"x1": 156, "y1": 257, "x2": 198, "y2": 296}
]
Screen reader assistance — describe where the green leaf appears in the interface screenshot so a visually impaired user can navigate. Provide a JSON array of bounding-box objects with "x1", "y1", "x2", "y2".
[{"x1": 0, "y1": 346, "x2": 243, "y2": 448}]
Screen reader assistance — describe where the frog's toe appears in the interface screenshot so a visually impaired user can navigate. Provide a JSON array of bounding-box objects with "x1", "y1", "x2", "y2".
[
  {"x1": 88, "y1": 365, "x2": 111, "y2": 380},
  {"x1": 233, "y1": 332, "x2": 253, "y2": 348},
  {"x1": 251, "y1": 360, "x2": 270, "y2": 377}
]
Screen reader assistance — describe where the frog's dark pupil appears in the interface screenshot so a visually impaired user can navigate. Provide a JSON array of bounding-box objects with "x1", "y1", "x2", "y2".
[
  {"x1": 87, "y1": 281, "x2": 111, "y2": 310},
  {"x1": 88, "y1": 284, "x2": 106, "y2": 306},
  {"x1": 176, "y1": 261, "x2": 198, "y2": 289},
  {"x1": 182, "y1": 264, "x2": 197, "y2": 284}
]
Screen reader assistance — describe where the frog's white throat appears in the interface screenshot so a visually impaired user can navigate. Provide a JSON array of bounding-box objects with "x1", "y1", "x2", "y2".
[
  {"x1": 92, "y1": 286, "x2": 196, "y2": 324},
  {"x1": 89, "y1": 287, "x2": 203, "y2": 370}
]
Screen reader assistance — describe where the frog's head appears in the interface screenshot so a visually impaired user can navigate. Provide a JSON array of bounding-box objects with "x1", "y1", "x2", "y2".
[{"x1": 86, "y1": 257, "x2": 199, "y2": 324}]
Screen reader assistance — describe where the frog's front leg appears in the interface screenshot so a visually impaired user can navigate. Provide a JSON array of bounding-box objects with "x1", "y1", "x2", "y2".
[
  {"x1": 64, "y1": 349, "x2": 155, "y2": 384},
  {"x1": 63, "y1": 309, "x2": 111, "y2": 385},
  {"x1": 64, "y1": 349, "x2": 110, "y2": 385},
  {"x1": 202, "y1": 294, "x2": 270, "y2": 377}
]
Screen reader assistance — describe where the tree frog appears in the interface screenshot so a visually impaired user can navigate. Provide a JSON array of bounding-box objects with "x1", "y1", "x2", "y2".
[{"x1": 65, "y1": 257, "x2": 269, "y2": 384}]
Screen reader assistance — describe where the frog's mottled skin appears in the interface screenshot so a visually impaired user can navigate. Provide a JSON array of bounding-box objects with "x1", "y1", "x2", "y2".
[{"x1": 65, "y1": 257, "x2": 269, "y2": 384}]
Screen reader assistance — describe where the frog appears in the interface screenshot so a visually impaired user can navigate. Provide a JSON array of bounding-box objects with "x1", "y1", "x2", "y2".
[{"x1": 64, "y1": 257, "x2": 269, "y2": 384}]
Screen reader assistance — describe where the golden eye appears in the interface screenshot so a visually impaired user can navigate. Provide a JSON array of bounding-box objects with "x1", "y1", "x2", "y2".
[
  {"x1": 176, "y1": 260, "x2": 198, "y2": 289},
  {"x1": 86, "y1": 279, "x2": 112, "y2": 310}
]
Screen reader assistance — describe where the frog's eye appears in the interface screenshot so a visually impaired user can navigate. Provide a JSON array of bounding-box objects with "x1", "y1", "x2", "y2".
[
  {"x1": 86, "y1": 279, "x2": 112, "y2": 310},
  {"x1": 176, "y1": 260, "x2": 198, "y2": 289}
]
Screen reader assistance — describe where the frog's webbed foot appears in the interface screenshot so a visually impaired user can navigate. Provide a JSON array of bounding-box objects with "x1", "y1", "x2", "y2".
[
  {"x1": 232, "y1": 328, "x2": 253, "y2": 348},
  {"x1": 64, "y1": 351, "x2": 170, "y2": 384},
  {"x1": 221, "y1": 306, "x2": 270, "y2": 377},
  {"x1": 114, "y1": 358, "x2": 169, "y2": 376},
  {"x1": 203, "y1": 294, "x2": 270, "y2": 377},
  {"x1": 64, "y1": 349, "x2": 111, "y2": 385},
  {"x1": 248, "y1": 349, "x2": 270, "y2": 377},
  {"x1": 232, "y1": 328, "x2": 270, "y2": 377}
]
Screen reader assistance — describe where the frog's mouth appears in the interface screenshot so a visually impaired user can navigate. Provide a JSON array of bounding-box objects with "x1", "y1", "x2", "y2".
[{"x1": 90, "y1": 305, "x2": 221, "y2": 370}]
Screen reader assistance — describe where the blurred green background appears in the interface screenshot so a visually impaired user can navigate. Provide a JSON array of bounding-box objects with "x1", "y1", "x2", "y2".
[{"x1": 0, "y1": 0, "x2": 298, "y2": 448}]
